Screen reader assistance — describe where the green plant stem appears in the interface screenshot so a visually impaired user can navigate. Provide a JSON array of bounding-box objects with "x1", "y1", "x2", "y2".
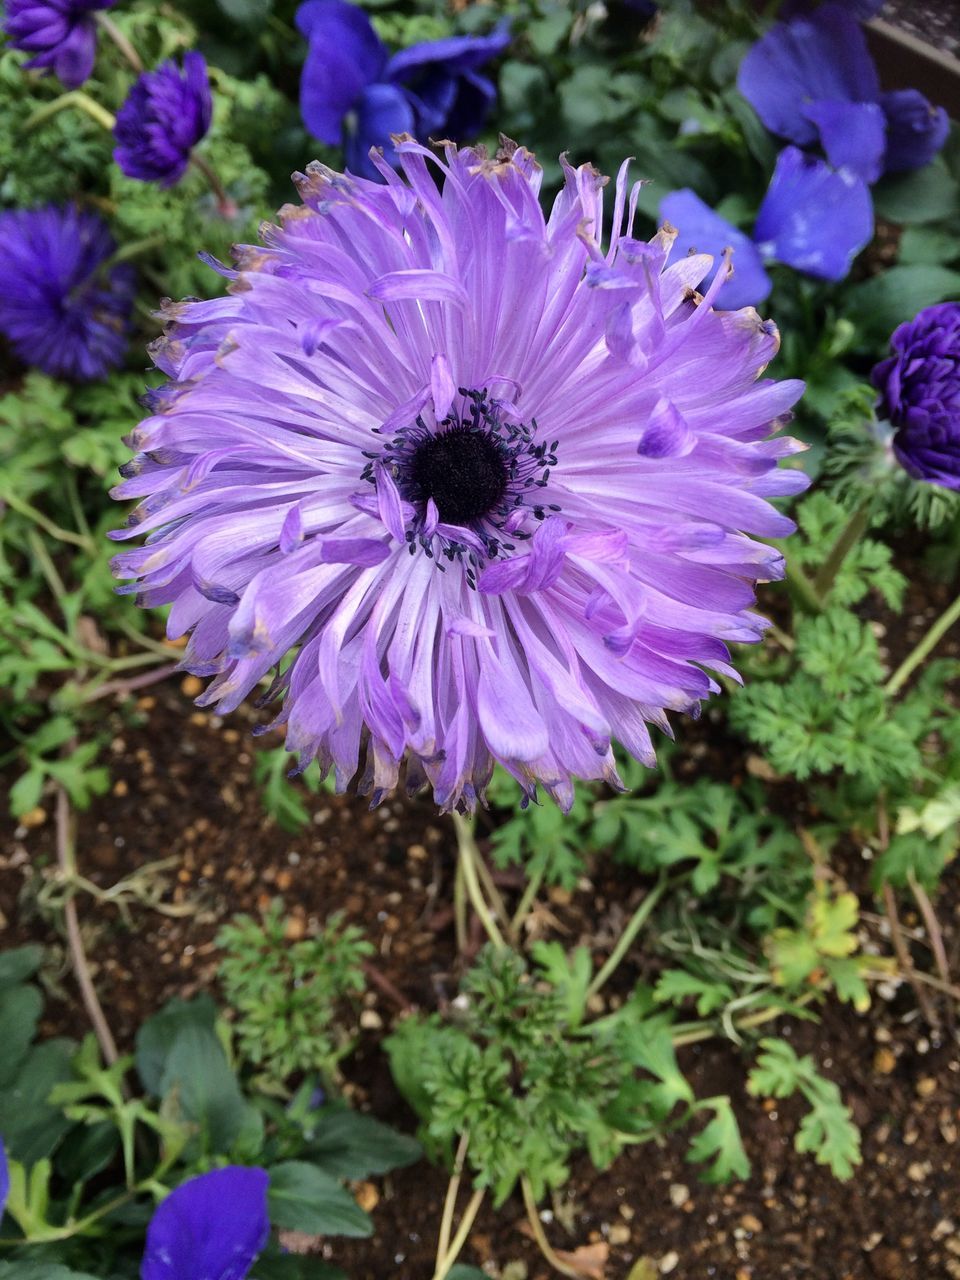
[
  {"x1": 783, "y1": 554, "x2": 824, "y2": 614},
  {"x1": 2, "y1": 490, "x2": 92, "y2": 547},
  {"x1": 453, "y1": 853, "x2": 468, "y2": 953},
  {"x1": 434, "y1": 1132, "x2": 469, "y2": 1272},
  {"x1": 105, "y1": 234, "x2": 168, "y2": 267},
  {"x1": 23, "y1": 89, "x2": 115, "y2": 133},
  {"x1": 671, "y1": 991, "x2": 816, "y2": 1047},
  {"x1": 94, "y1": 10, "x2": 143, "y2": 71},
  {"x1": 884, "y1": 591, "x2": 960, "y2": 696},
  {"x1": 585, "y1": 871, "x2": 670, "y2": 1001},
  {"x1": 813, "y1": 499, "x2": 872, "y2": 599},
  {"x1": 510, "y1": 862, "x2": 545, "y2": 937},
  {"x1": 430, "y1": 1187, "x2": 485, "y2": 1280},
  {"x1": 190, "y1": 152, "x2": 238, "y2": 219},
  {"x1": 0, "y1": 1188, "x2": 135, "y2": 1246},
  {"x1": 452, "y1": 812, "x2": 505, "y2": 951},
  {"x1": 520, "y1": 1176, "x2": 582, "y2": 1278}
]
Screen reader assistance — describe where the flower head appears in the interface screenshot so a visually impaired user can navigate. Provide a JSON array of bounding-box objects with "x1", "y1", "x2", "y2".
[
  {"x1": 111, "y1": 140, "x2": 806, "y2": 812},
  {"x1": 880, "y1": 89, "x2": 951, "y2": 175},
  {"x1": 114, "y1": 52, "x2": 212, "y2": 187},
  {"x1": 0, "y1": 204, "x2": 135, "y2": 381},
  {"x1": 871, "y1": 302, "x2": 960, "y2": 491},
  {"x1": 3, "y1": 0, "x2": 114, "y2": 88},
  {"x1": 141, "y1": 1166, "x2": 269, "y2": 1280},
  {"x1": 296, "y1": 0, "x2": 508, "y2": 179}
]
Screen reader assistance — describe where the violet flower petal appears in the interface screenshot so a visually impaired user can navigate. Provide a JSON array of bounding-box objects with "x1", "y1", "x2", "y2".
[
  {"x1": 297, "y1": 0, "x2": 388, "y2": 144},
  {"x1": 141, "y1": 1166, "x2": 270, "y2": 1280},
  {"x1": 880, "y1": 88, "x2": 950, "y2": 174},
  {"x1": 659, "y1": 189, "x2": 771, "y2": 310},
  {"x1": 801, "y1": 98, "x2": 886, "y2": 183}
]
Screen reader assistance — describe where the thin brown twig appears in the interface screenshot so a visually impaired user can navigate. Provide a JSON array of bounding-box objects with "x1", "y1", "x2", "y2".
[
  {"x1": 55, "y1": 783, "x2": 120, "y2": 1065},
  {"x1": 908, "y1": 871, "x2": 956, "y2": 1030},
  {"x1": 81, "y1": 661, "x2": 180, "y2": 703},
  {"x1": 882, "y1": 881, "x2": 939, "y2": 1029},
  {"x1": 361, "y1": 960, "x2": 412, "y2": 1013}
]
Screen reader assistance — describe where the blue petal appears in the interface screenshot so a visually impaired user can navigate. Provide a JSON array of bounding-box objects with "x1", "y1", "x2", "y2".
[
  {"x1": 345, "y1": 82, "x2": 416, "y2": 179},
  {"x1": 385, "y1": 27, "x2": 509, "y2": 141},
  {"x1": 737, "y1": 5, "x2": 880, "y2": 147},
  {"x1": 0, "y1": 1139, "x2": 9, "y2": 1222},
  {"x1": 754, "y1": 146, "x2": 874, "y2": 282},
  {"x1": 297, "y1": 0, "x2": 387, "y2": 144},
  {"x1": 881, "y1": 89, "x2": 951, "y2": 174},
  {"x1": 659, "y1": 189, "x2": 771, "y2": 310},
  {"x1": 802, "y1": 98, "x2": 886, "y2": 183},
  {"x1": 385, "y1": 27, "x2": 511, "y2": 80},
  {"x1": 141, "y1": 1166, "x2": 270, "y2": 1280}
]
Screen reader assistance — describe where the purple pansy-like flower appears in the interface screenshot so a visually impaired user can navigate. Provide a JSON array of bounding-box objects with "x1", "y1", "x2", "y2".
[
  {"x1": 659, "y1": 189, "x2": 771, "y2": 310},
  {"x1": 871, "y1": 302, "x2": 960, "y2": 491},
  {"x1": 3, "y1": 0, "x2": 114, "y2": 89},
  {"x1": 111, "y1": 139, "x2": 806, "y2": 812},
  {"x1": 113, "y1": 52, "x2": 212, "y2": 187},
  {"x1": 738, "y1": 3, "x2": 947, "y2": 181},
  {"x1": 141, "y1": 1166, "x2": 270, "y2": 1280},
  {"x1": 0, "y1": 204, "x2": 135, "y2": 381},
  {"x1": 296, "y1": 0, "x2": 509, "y2": 179},
  {"x1": 754, "y1": 146, "x2": 873, "y2": 281}
]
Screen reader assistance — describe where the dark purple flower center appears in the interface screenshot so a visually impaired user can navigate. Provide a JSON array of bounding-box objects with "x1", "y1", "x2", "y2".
[{"x1": 406, "y1": 423, "x2": 509, "y2": 526}]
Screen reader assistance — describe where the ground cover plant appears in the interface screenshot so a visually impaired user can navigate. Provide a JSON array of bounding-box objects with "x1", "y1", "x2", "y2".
[{"x1": 1, "y1": 0, "x2": 959, "y2": 1276}]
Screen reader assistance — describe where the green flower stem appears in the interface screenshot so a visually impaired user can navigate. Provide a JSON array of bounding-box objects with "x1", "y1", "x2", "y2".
[
  {"x1": 884, "y1": 591, "x2": 960, "y2": 697},
  {"x1": 0, "y1": 1188, "x2": 136, "y2": 1246},
  {"x1": 671, "y1": 990, "x2": 816, "y2": 1047},
  {"x1": 23, "y1": 89, "x2": 115, "y2": 133},
  {"x1": 585, "y1": 870, "x2": 671, "y2": 1001},
  {"x1": 105, "y1": 234, "x2": 168, "y2": 267},
  {"x1": 813, "y1": 498, "x2": 872, "y2": 599},
  {"x1": 510, "y1": 861, "x2": 545, "y2": 937},
  {"x1": 782, "y1": 553, "x2": 824, "y2": 615},
  {"x1": 434, "y1": 1131, "x2": 469, "y2": 1273},
  {"x1": 452, "y1": 812, "x2": 505, "y2": 951},
  {"x1": 190, "y1": 152, "x2": 238, "y2": 220},
  {"x1": 430, "y1": 1186, "x2": 485, "y2": 1280},
  {"x1": 94, "y1": 10, "x2": 143, "y2": 72},
  {"x1": 2, "y1": 489, "x2": 92, "y2": 547},
  {"x1": 520, "y1": 1176, "x2": 582, "y2": 1278}
]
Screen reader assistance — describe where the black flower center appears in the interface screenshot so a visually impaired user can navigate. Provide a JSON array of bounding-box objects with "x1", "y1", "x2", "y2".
[{"x1": 407, "y1": 424, "x2": 509, "y2": 526}]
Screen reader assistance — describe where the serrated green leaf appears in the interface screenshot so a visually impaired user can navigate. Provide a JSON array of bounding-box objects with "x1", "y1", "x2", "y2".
[{"x1": 686, "y1": 1098, "x2": 749, "y2": 1184}]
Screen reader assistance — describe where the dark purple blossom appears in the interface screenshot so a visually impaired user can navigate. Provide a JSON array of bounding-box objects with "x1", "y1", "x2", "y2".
[
  {"x1": 112, "y1": 139, "x2": 807, "y2": 811},
  {"x1": 0, "y1": 204, "x2": 135, "y2": 381},
  {"x1": 141, "y1": 1166, "x2": 270, "y2": 1280},
  {"x1": 754, "y1": 146, "x2": 873, "y2": 280},
  {"x1": 872, "y1": 302, "x2": 960, "y2": 490},
  {"x1": 880, "y1": 89, "x2": 951, "y2": 174},
  {"x1": 296, "y1": 0, "x2": 509, "y2": 179},
  {"x1": 3, "y1": 0, "x2": 114, "y2": 88},
  {"x1": 738, "y1": 4, "x2": 947, "y2": 181},
  {"x1": 114, "y1": 52, "x2": 212, "y2": 187},
  {"x1": 659, "y1": 189, "x2": 771, "y2": 310}
]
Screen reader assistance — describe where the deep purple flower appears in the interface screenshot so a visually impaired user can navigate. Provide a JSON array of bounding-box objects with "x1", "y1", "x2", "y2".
[
  {"x1": 754, "y1": 146, "x2": 873, "y2": 280},
  {"x1": 141, "y1": 1166, "x2": 270, "y2": 1280},
  {"x1": 111, "y1": 140, "x2": 806, "y2": 812},
  {"x1": 659, "y1": 190, "x2": 771, "y2": 310},
  {"x1": 871, "y1": 302, "x2": 960, "y2": 490},
  {"x1": 0, "y1": 204, "x2": 135, "y2": 381},
  {"x1": 114, "y1": 52, "x2": 212, "y2": 187},
  {"x1": 880, "y1": 89, "x2": 951, "y2": 174},
  {"x1": 296, "y1": 0, "x2": 509, "y2": 179},
  {"x1": 3, "y1": 0, "x2": 113, "y2": 88},
  {"x1": 738, "y1": 4, "x2": 946, "y2": 181}
]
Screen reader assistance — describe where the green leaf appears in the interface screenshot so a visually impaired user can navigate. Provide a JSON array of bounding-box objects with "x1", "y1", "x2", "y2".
[
  {"x1": 447, "y1": 1269, "x2": 489, "y2": 1280},
  {"x1": 54, "y1": 1121, "x2": 120, "y2": 1186},
  {"x1": 159, "y1": 1024, "x2": 258, "y2": 1155},
  {"x1": 267, "y1": 1161, "x2": 373, "y2": 1238},
  {"x1": 898, "y1": 226, "x2": 960, "y2": 266},
  {"x1": 0, "y1": 1039, "x2": 74, "y2": 1164},
  {"x1": 0, "y1": 984, "x2": 43, "y2": 1088},
  {"x1": 306, "y1": 1108, "x2": 421, "y2": 1180},
  {"x1": 847, "y1": 265, "x2": 960, "y2": 341},
  {"x1": 136, "y1": 994, "x2": 218, "y2": 1095},
  {"x1": 653, "y1": 970, "x2": 734, "y2": 1017},
  {"x1": 0, "y1": 945, "x2": 43, "y2": 990},
  {"x1": 796, "y1": 1097, "x2": 861, "y2": 1180},
  {"x1": 620, "y1": 1020, "x2": 694, "y2": 1117},
  {"x1": 9, "y1": 769, "x2": 43, "y2": 819},
  {"x1": 252, "y1": 1253, "x2": 347, "y2": 1280},
  {"x1": 685, "y1": 1097, "x2": 750, "y2": 1184},
  {"x1": 0, "y1": 1265, "x2": 101, "y2": 1279},
  {"x1": 873, "y1": 157, "x2": 959, "y2": 224}
]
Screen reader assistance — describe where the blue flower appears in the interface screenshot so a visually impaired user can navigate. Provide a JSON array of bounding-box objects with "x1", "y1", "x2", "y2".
[
  {"x1": 141, "y1": 1166, "x2": 270, "y2": 1280},
  {"x1": 872, "y1": 302, "x2": 960, "y2": 490},
  {"x1": 3, "y1": 0, "x2": 114, "y2": 89},
  {"x1": 738, "y1": 4, "x2": 947, "y2": 181},
  {"x1": 754, "y1": 146, "x2": 873, "y2": 281},
  {"x1": 296, "y1": 0, "x2": 509, "y2": 179},
  {"x1": 0, "y1": 204, "x2": 135, "y2": 381},
  {"x1": 659, "y1": 189, "x2": 771, "y2": 310},
  {"x1": 114, "y1": 52, "x2": 213, "y2": 187}
]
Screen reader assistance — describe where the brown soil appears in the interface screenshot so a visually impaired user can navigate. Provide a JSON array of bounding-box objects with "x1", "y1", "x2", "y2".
[{"x1": 3, "y1": 573, "x2": 960, "y2": 1280}]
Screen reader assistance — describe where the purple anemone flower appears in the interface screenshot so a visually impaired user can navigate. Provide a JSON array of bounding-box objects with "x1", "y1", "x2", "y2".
[
  {"x1": 3, "y1": 0, "x2": 114, "y2": 89},
  {"x1": 871, "y1": 302, "x2": 960, "y2": 491},
  {"x1": 111, "y1": 139, "x2": 806, "y2": 812},
  {"x1": 754, "y1": 146, "x2": 873, "y2": 281},
  {"x1": 659, "y1": 190, "x2": 771, "y2": 311},
  {"x1": 141, "y1": 1166, "x2": 270, "y2": 1280},
  {"x1": 0, "y1": 204, "x2": 135, "y2": 381},
  {"x1": 113, "y1": 52, "x2": 213, "y2": 187},
  {"x1": 296, "y1": 0, "x2": 509, "y2": 179},
  {"x1": 738, "y1": 4, "x2": 947, "y2": 181}
]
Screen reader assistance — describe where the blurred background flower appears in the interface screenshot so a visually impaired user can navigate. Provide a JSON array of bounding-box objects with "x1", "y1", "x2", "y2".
[
  {"x1": 141, "y1": 1166, "x2": 270, "y2": 1280},
  {"x1": 872, "y1": 302, "x2": 960, "y2": 490},
  {"x1": 3, "y1": 0, "x2": 114, "y2": 88},
  {"x1": 296, "y1": 0, "x2": 509, "y2": 179},
  {"x1": 0, "y1": 204, "x2": 135, "y2": 380},
  {"x1": 113, "y1": 52, "x2": 212, "y2": 186}
]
